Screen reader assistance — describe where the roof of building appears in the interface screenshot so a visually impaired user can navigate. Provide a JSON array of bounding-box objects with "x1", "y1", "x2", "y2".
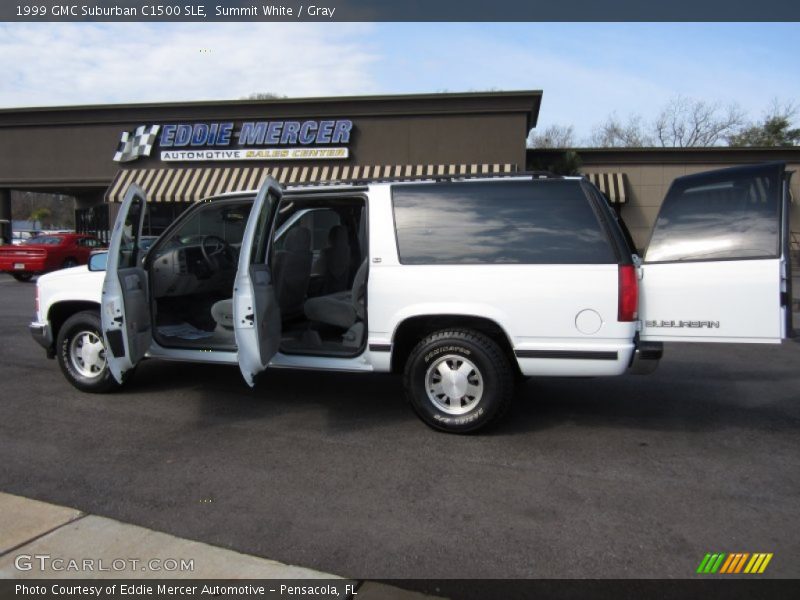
[
  {"x1": 0, "y1": 91, "x2": 543, "y2": 129},
  {"x1": 528, "y1": 146, "x2": 800, "y2": 164}
]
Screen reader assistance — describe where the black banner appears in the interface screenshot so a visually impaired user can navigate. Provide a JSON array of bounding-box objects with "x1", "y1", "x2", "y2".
[
  {"x1": 2, "y1": 580, "x2": 800, "y2": 600},
  {"x1": 1, "y1": 0, "x2": 800, "y2": 22}
]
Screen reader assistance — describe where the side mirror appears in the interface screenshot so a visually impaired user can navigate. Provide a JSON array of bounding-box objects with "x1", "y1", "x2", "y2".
[{"x1": 88, "y1": 252, "x2": 108, "y2": 272}]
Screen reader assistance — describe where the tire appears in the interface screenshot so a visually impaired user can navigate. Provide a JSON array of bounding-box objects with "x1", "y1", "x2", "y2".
[
  {"x1": 11, "y1": 272, "x2": 33, "y2": 282},
  {"x1": 62, "y1": 258, "x2": 78, "y2": 269},
  {"x1": 56, "y1": 310, "x2": 120, "y2": 393},
  {"x1": 403, "y1": 329, "x2": 513, "y2": 433}
]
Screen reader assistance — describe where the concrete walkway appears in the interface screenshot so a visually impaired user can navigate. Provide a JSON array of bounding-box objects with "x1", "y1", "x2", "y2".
[{"x1": 0, "y1": 493, "x2": 441, "y2": 599}]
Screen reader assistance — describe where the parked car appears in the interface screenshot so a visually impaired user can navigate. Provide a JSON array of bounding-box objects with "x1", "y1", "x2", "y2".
[
  {"x1": 11, "y1": 230, "x2": 43, "y2": 245},
  {"x1": 30, "y1": 164, "x2": 793, "y2": 432},
  {"x1": 0, "y1": 233, "x2": 105, "y2": 281}
]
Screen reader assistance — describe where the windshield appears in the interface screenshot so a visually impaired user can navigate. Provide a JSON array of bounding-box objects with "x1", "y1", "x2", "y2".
[{"x1": 155, "y1": 200, "x2": 253, "y2": 253}]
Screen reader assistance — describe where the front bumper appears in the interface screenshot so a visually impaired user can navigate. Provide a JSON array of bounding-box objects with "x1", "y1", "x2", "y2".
[{"x1": 29, "y1": 320, "x2": 54, "y2": 357}]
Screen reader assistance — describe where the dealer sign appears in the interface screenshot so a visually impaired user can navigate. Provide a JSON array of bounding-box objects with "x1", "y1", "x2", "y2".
[{"x1": 113, "y1": 120, "x2": 353, "y2": 163}]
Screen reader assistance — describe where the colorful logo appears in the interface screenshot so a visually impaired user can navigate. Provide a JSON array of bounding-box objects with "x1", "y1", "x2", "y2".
[{"x1": 697, "y1": 553, "x2": 773, "y2": 574}]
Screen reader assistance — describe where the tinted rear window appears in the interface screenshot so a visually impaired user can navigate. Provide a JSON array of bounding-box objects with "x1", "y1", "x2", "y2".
[
  {"x1": 25, "y1": 236, "x2": 62, "y2": 245},
  {"x1": 645, "y1": 164, "x2": 782, "y2": 263},
  {"x1": 392, "y1": 180, "x2": 615, "y2": 265}
]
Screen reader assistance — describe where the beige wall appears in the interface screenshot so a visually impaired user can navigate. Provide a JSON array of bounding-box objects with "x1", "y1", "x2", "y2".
[{"x1": 582, "y1": 162, "x2": 800, "y2": 251}]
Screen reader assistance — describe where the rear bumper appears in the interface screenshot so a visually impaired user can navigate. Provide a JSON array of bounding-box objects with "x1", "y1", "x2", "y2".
[
  {"x1": 0, "y1": 259, "x2": 47, "y2": 273},
  {"x1": 627, "y1": 340, "x2": 663, "y2": 375},
  {"x1": 29, "y1": 320, "x2": 54, "y2": 357}
]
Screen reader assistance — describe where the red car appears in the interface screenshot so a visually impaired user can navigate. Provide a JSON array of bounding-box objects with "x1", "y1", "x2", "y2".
[{"x1": 0, "y1": 233, "x2": 105, "y2": 281}]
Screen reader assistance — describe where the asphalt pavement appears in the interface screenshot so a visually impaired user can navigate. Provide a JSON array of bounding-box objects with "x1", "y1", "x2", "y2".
[{"x1": 1, "y1": 273, "x2": 799, "y2": 580}]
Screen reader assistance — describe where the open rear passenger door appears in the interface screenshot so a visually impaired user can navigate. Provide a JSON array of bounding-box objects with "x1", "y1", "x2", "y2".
[
  {"x1": 639, "y1": 163, "x2": 792, "y2": 344},
  {"x1": 101, "y1": 184, "x2": 151, "y2": 383},
  {"x1": 234, "y1": 176, "x2": 283, "y2": 386}
]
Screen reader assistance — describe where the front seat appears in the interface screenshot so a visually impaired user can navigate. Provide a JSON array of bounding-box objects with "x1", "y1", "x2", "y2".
[
  {"x1": 273, "y1": 227, "x2": 313, "y2": 319},
  {"x1": 211, "y1": 227, "x2": 313, "y2": 330},
  {"x1": 211, "y1": 298, "x2": 234, "y2": 331},
  {"x1": 304, "y1": 260, "x2": 367, "y2": 329},
  {"x1": 318, "y1": 225, "x2": 351, "y2": 294}
]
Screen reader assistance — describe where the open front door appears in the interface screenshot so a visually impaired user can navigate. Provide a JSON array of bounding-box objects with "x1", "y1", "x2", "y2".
[
  {"x1": 640, "y1": 162, "x2": 792, "y2": 344},
  {"x1": 101, "y1": 184, "x2": 151, "y2": 383},
  {"x1": 234, "y1": 176, "x2": 283, "y2": 386}
]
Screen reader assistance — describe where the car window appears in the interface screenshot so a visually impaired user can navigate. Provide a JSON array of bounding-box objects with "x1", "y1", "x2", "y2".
[
  {"x1": 645, "y1": 165, "x2": 782, "y2": 263},
  {"x1": 25, "y1": 236, "x2": 62, "y2": 245},
  {"x1": 153, "y1": 200, "x2": 253, "y2": 258},
  {"x1": 392, "y1": 180, "x2": 615, "y2": 265},
  {"x1": 275, "y1": 207, "x2": 340, "y2": 252}
]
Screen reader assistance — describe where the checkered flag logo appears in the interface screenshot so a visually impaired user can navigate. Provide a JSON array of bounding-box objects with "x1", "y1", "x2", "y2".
[{"x1": 113, "y1": 125, "x2": 160, "y2": 162}]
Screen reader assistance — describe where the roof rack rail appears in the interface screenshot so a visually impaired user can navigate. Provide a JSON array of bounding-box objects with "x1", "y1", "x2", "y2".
[{"x1": 282, "y1": 169, "x2": 560, "y2": 189}]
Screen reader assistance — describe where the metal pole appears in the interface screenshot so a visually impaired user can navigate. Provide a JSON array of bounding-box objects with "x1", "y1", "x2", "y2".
[{"x1": 0, "y1": 189, "x2": 11, "y2": 244}]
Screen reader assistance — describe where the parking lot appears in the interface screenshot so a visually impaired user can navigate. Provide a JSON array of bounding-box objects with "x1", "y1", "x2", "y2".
[{"x1": 1, "y1": 272, "x2": 799, "y2": 580}]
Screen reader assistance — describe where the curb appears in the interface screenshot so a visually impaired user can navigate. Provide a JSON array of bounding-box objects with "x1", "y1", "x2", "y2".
[{"x1": 0, "y1": 493, "x2": 445, "y2": 598}]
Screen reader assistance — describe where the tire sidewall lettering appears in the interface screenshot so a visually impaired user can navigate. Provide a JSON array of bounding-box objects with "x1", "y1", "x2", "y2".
[{"x1": 423, "y1": 345, "x2": 472, "y2": 364}]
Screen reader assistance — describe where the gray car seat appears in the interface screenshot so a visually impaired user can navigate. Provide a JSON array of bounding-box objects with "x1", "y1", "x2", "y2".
[
  {"x1": 304, "y1": 260, "x2": 367, "y2": 329},
  {"x1": 319, "y1": 225, "x2": 351, "y2": 294},
  {"x1": 273, "y1": 226, "x2": 312, "y2": 318}
]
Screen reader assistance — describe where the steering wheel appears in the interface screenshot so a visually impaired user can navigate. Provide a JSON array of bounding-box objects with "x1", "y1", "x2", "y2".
[{"x1": 199, "y1": 235, "x2": 229, "y2": 269}]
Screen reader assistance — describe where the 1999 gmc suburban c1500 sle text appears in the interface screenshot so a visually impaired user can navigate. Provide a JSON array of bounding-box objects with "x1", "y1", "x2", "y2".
[{"x1": 29, "y1": 164, "x2": 793, "y2": 433}]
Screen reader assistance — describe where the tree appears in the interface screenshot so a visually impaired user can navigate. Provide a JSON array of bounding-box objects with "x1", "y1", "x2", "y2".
[
  {"x1": 588, "y1": 96, "x2": 746, "y2": 148},
  {"x1": 29, "y1": 207, "x2": 51, "y2": 228},
  {"x1": 653, "y1": 96, "x2": 745, "y2": 147},
  {"x1": 527, "y1": 124, "x2": 576, "y2": 148},
  {"x1": 728, "y1": 101, "x2": 800, "y2": 147},
  {"x1": 528, "y1": 150, "x2": 583, "y2": 176},
  {"x1": 589, "y1": 113, "x2": 652, "y2": 147},
  {"x1": 242, "y1": 92, "x2": 286, "y2": 100}
]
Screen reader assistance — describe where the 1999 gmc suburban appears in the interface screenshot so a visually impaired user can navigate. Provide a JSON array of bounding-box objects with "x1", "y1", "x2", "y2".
[{"x1": 30, "y1": 163, "x2": 793, "y2": 433}]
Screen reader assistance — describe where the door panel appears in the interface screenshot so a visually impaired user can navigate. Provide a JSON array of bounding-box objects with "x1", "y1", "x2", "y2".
[
  {"x1": 640, "y1": 163, "x2": 790, "y2": 344},
  {"x1": 101, "y1": 184, "x2": 151, "y2": 382},
  {"x1": 234, "y1": 177, "x2": 283, "y2": 386}
]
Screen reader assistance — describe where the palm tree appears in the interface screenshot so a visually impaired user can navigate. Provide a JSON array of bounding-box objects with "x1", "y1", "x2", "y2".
[{"x1": 29, "y1": 207, "x2": 51, "y2": 229}]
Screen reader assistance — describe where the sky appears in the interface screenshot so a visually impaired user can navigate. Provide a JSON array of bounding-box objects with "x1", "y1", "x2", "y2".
[{"x1": 1, "y1": 22, "x2": 798, "y2": 142}]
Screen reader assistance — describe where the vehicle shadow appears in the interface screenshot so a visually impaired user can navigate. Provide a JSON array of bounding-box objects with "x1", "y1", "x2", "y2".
[
  {"x1": 498, "y1": 363, "x2": 800, "y2": 436},
  {"x1": 121, "y1": 350, "x2": 800, "y2": 438},
  {"x1": 123, "y1": 359, "x2": 415, "y2": 433}
]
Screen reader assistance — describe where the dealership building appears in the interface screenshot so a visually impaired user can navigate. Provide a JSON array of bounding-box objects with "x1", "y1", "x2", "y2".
[{"x1": 0, "y1": 90, "x2": 798, "y2": 250}]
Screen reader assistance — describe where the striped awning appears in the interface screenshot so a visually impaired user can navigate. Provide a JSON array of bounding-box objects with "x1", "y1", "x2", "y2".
[
  {"x1": 584, "y1": 172, "x2": 627, "y2": 204},
  {"x1": 105, "y1": 163, "x2": 517, "y2": 203}
]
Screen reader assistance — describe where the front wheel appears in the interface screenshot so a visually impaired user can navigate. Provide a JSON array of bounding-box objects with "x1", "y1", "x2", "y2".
[
  {"x1": 403, "y1": 329, "x2": 513, "y2": 433},
  {"x1": 56, "y1": 310, "x2": 121, "y2": 393}
]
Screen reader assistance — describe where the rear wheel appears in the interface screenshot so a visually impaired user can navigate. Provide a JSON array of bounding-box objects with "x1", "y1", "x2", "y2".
[
  {"x1": 56, "y1": 310, "x2": 120, "y2": 393},
  {"x1": 403, "y1": 329, "x2": 513, "y2": 433},
  {"x1": 11, "y1": 272, "x2": 33, "y2": 282}
]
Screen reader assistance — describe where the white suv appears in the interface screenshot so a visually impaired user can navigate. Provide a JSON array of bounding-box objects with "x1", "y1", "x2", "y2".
[{"x1": 30, "y1": 164, "x2": 793, "y2": 433}]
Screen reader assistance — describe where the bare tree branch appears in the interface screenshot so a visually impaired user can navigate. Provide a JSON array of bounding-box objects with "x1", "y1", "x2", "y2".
[
  {"x1": 527, "y1": 124, "x2": 576, "y2": 148},
  {"x1": 653, "y1": 96, "x2": 745, "y2": 147},
  {"x1": 588, "y1": 96, "x2": 746, "y2": 147},
  {"x1": 589, "y1": 113, "x2": 652, "y2": 147}
]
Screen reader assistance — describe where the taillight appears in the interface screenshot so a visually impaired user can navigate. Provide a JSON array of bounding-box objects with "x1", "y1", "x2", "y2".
[{"x1": 618, "y1": 264, "x2": 638, "y2": 322}]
